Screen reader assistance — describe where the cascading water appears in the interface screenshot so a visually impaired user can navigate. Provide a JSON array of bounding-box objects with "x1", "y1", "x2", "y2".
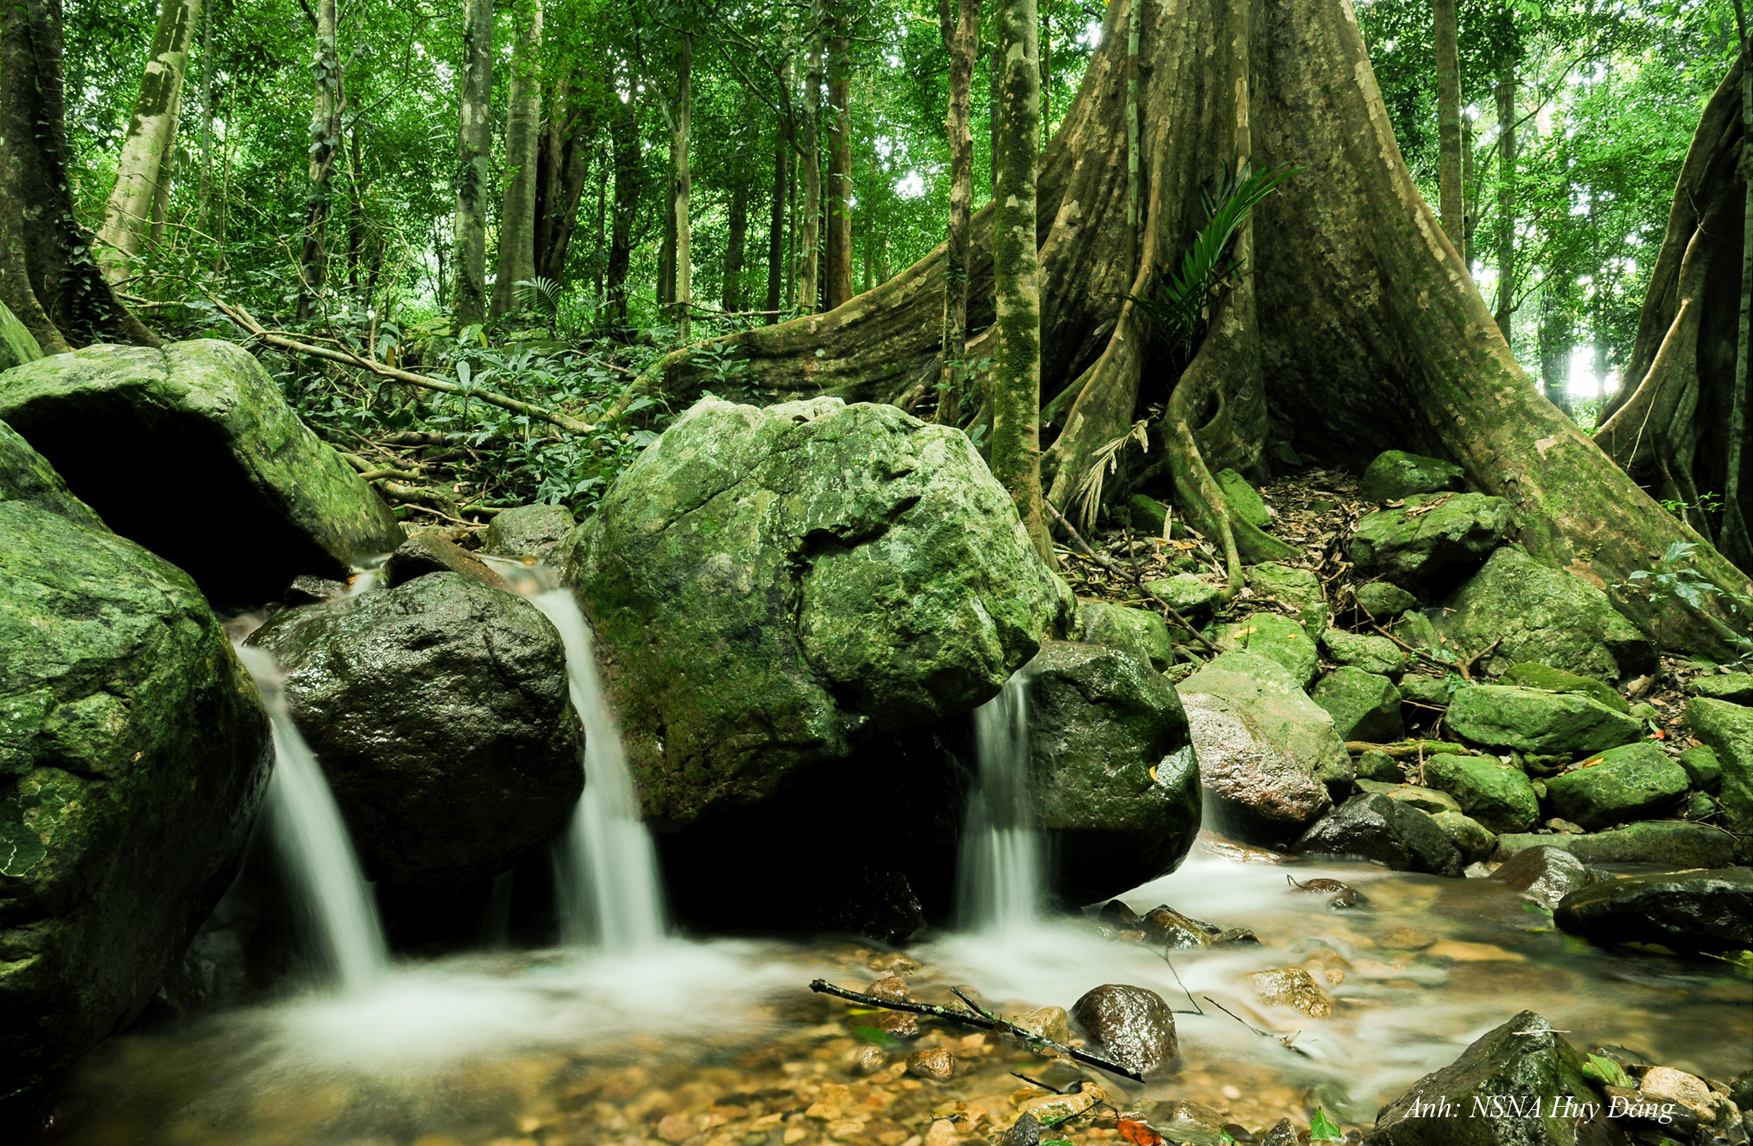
[
  {"x1": 956, "y1": 670, "x2": 1044, "y2": 932},
  {"x1": 529, "y1": 588, "x2": 668, "y2": 951},
  {"x1": 236, "y1": 646, "x2": 388, "y2": 990}
]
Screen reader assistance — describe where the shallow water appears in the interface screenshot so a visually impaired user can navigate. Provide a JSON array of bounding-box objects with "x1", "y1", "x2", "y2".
[{"x1": 40, "y1": 840, "x2": 1751, "y2": 1146}]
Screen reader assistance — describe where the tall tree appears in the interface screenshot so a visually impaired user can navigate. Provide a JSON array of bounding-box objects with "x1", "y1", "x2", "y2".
[
  {"x1": 491, "y1": 0, "x2": 546, "y2": 317},
  {"x1": 990, "y1": 0, "x2": 1049, "y2": 557},
  {"x1": 1493, "y1": 63, "x2": 1515, "y2": 336},
  {"x1": 97, "y1": 0, "x2": 201, "y2": 283},
  {"x1": 823, "y1": 3, "x2": 853, "y2": 310},
  {"x1": 605, "y1": 88, "x2": 640, "y2": 329},
  {"x1": 1433, "y1": 0, "x2": 1463, "y2": 254},
  {"x1": 672, "y1": 30, "x2": 693, "y2": 338},
  {"x1": 934, "y1": 0, "x2": 981, "y2": 423},
  {"x1": 452, "y1": 0, "x2": 493, "y2": 325},
  {"x1": 765, "y1": 71, "x2": 790, "y2": 321},
  {"x1": 535, "y1": 72, "x2": 600, "y2": 288},
  {"x1": 724, "y1": 155, "x2": 749, "y2": 312},
  {"x1": 797, "y1": 17, "x2": 824, "y2": 313},
  {"x1": 297, "y1": 0, "x2": 342, "y2": 317}
]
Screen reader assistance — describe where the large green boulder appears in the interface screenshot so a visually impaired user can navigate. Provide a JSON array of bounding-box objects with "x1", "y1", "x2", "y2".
[
  {"x1": 1554, "y1": 868, "x2": 1753, "y2": 953},
  {"x1": 1496, "y1": 662, "x2": 1629, "y2": 713},
  {"x1": 1145, "y1": 573, "x2": 1225, "y2": 617},
  {"x1": 1491, "y1": 822, "x2": 1739, "y2": 868},
  {"x1": 1542, "y1": 741, "x2": 1690, "y2": 831},
  {"x1": 1027, "y1": 642, "x2": 1202, "y2": 903},
  {"x1": 1446, "y1": 685, "x2": 1643, "y2": 755},
  {"x1": 1683, "y1": 698, "x2": 1753, "y2": 835},
  {"x1": 1245, "y1": 563, "x2": 1326, "y2": 632},
  {"x1": 1421, "y1": 753, "x2": 1539, "y2": 833},
  {"x1": 1321, "y1": 628, "x2": 1407, "y2": 678},
  {"x1": 1079, "y1": 601, "x2": 1176, "y2": 671},
  {"x1": 1215, "y1": 468, "x2": 1271, "y2": 529},
  {"x1": 1432, "y1": 548, "x2": 1655, "y2": 681},
  {"x1": 1354, "y1": 581, "x2": 1418, "y2": 618},
  {"x1": 246, "y1": 574, "x2": 582, "y2": 887},
  {"x1": 482, "y1": 502, "x2": 576, "y2": 562},
  {"x1": 558, "y1": 397, "x2": 1071, "y2": 828},
  {"x1": 0, "y1": 298, "x2": 44, "y2": 373},
  {"x1": 1358, "y1": 450, "x2": 1465, "y2": 503},
  {"x1": 1180, "y1": 652, "x2": 1350, "y2": 781},
  {"x1": 1348, "y1": 492, "x2": 1513, "y2": 590},
  {"x1": 0, "y1": 501, "x2": 272, "y2": 1107},
  {"x1": 1689, "y1": 673, "x2": 1753, "y2": 705},
  {"x1": 1368, "y1": 1013, "x2": 1602, "y2": 1146},
  {"x1": 1214, "y1": 614, "x2": 1318, "y2": 686},
  {"x1": 0, "y1": 419, "x2": 105, "y2": 531},
  {"x1": 0, "y1": 340, "x2": 404, "y2": 605},
  {"x1": 1311, "y1": 667, "x2": 1403, "y2": 742}
]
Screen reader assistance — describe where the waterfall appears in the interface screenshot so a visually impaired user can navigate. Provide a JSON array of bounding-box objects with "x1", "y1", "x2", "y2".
[
  {"x1": 956, "y1": 670, "x2": 1044, "y2": 932},
  {"x1": 529, "y1": 588, "x2": 668, "y2": 951},
  {"x1": 237, "y1": 647, "x2": 388, "y2": 990}
]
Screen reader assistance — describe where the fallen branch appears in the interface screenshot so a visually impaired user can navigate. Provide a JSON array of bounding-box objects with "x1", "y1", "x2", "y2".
[
  {"x1": 807, "y1": 979, "x2": 1144, "y2": 1082},
  {"x1": 210, "y1": 297, "x2": 599, "y2": 436},
  {"x1": 1344, "y1": 739, "x2": 1469, "y2": 757},
  {"x1": 1045, "y1": 501, "x2": 1220, "y2": 655}
]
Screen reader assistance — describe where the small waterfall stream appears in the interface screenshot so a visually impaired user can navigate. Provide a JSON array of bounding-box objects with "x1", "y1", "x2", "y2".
[
  {"x1": 955, "y1": 670, "x2": 1044, "y2": 932},
  {"x1": 237, "y1": 646, "x2": 388, "y2": 990},
  {"x1": 529, "y1": 588, "x2": 668, "y2": 951}
]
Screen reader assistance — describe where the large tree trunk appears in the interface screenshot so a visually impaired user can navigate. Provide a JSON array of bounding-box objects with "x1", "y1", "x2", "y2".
[
  {"x1": 673, "y1": 32, "x2": 692, "y2": 339},
  {"x1": 1599, "y1": 56, "x2": 1753, "y2": 574},
  {"x1": 452, "y1": 0, "x2": 492, "y2": 325},
  {"x1": 797, "y1": 24, "x2": 824, "y2": 314},
  {"x1": 0, "y1": 0, "x2": 158, "y2": 351},
  {"x1": 614, "y1": 0, "x2": 1752, "y2": 657},
  {"x1": 490, "y1": 0, "x2": 544, "y2": 318},
  {"x1": 1493, "y1": 65, "x2": 1515, "y2": 337},
  {"x1": 297, "y1": 0, "x2": 340, "y2": 318},
  {"x1": 97, "y1": 0, "x2": 200, "y2": 284},
  {"x1": 765, "y1": 99, "x2": 789, "y2": 320},
  {"x1": 724, "y1": 166, "x2": 748, "y2": 312}
]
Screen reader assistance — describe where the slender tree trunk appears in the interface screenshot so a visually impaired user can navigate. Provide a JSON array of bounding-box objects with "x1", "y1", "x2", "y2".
[
  {"x1": 1494, "y1": 67, "x2": 1515, "y2": 337},
  {"x1": 96, "y1": 0, "x2": 200, "y2": 283},
  {"x1": 1433, "y1": 0, "x2": 1463, "y2": 254},
  {"x1": 147, "y1": 90, "x2": 181, "y2": 247},
  {"x1": 674, "y1": 32, "x2": 693, "y2": 338},
  {"x1": 452, "y1": 0, "x2": 492, "y2": 325},
  {"x1": 765, "y1": 95, "x2": 789, "y2": 320},
  {"x1": 606, "y1": 92, "x2": 639, "y2": 329},
  {"x1": 197, "y1": 0, "x2": 213, "y2": 240},
  {"x1": 297, "y1": 0, "x2": 340, "y2": 318},
  {"x1": 534, "y1": 74, "x2": 597, "y2": 288},
  {"x1": 991, "y1": 0, "x2": 1050, "y2": 557},
  {"x1": 798, "y1": 25, "x2": 824, "y2": 313},
  {"x1": 490, "y1": 0, "x2": 544, "y2": 317},
  {"x1": 1041, "y1": 5, "x2": 1050, "y2": 135},
  {"x1": 659, "y1": 167, "x2": 676, "y2": 308},
  {"x1": 824, "y1": 8, "x2": 853, "y2": 310},
  {"x1": 346, "y1": 123, "x2": 364, "y2": 295},
  {"x1": 935, "y1": 0, "x2": 981, "y2": 423},
  {"x1": 725, "y1": 164, "x2": 748, "y2": 312},
  {"x1": 1538, "y1": 274, "x2": 1573, "y2": 417}
]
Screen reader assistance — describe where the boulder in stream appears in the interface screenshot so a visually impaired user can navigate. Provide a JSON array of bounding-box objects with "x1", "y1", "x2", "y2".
[
  {"x1": 559, "y1": 397, "x2": 1071, "y2": 828},
  {"x1": 1071, "y1": 984, "x2": 1180, "y2": 1078},
  {"x1": 1293, "y1": 792, "x2": 1464, "y2": 876},
  {"x1": 1553, "y1": 867, "x2": 1753, "y2": 953},
  {"x1": 1, "y1": 495, "x2": 272, "y2": 1107},
  {"x1": 0, "y1": 340, "x2": 404, "y2": 605},
  {"x1": 247, "y1": 573, "x2": 582, "y2": 888}
]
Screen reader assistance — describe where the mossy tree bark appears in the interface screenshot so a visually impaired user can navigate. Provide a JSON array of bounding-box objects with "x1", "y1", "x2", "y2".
[
  {"x1": 0, "y1": 0, "x2": 158, "y2": 351},
  {"x1": 297, "y1": 0, "x2": 341, "y2": 319},
  {"x1": 451, "y1": 0, "x2": 492, "y2": 326},
  {"x1": 490, "y1": 0, "x2": 545, "y2": 318},
  {"x1": 934, "y1": 0, "x2": 981, "y2": 423},
  {"x1": 797, "y1": 17, "x2": 824, "y2": 314},
  {"x1": 613, "y1": 0, "x2": 1753, "y2": 658},
  {"x1": 824, "y1": 5, "x2": 854, "y2": 311},
  {"x1": 1433, "y1": 0, "x2": 1463, "y2": 256}
]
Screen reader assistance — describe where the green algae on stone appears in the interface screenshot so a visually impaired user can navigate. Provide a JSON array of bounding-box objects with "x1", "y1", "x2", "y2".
[
  {"x1": 1446, "y1": 685, "x2": 1643, "y2": 755},
  {"x1": 1348, "y1": 492, "x2": 1512, "y2": 590},
  {"x1": 1179, "y1": 651, "x2": 1351, "y2": 786},
  {"x1": 0, "y1": 298, "x2": 44, "y2": 373},
  {"x1": 1358, "y1": 450, "x2": 1464, "y2": 503},
  {"x1": 1497, "y1": 662, "x2": 1630, "y2": 713},
  {"x1": 1311, "y1": 667, "x2": 1403, "y2": 742},
  {"x1": 1214, "y1": 614, "x2": 1318, "y2": 686},
  {"x1": 1421, "y1": 753, "x2": 1540, "y2": 833},
  {"x1": 1682, "y1": 698, "x2": 1753, "y2": 835},
  {"x1": 1543, "y1": 741, "x2": 1690, "y2": 831},
  {"x1": 1079, "y1": 601, "x2": 1177, "y2": 671},
  {"x1": 1321, "y1": 628, "x2": 1407, "y2": 677},
  {"x1": 1244, "y1": 562, "x2": 1326, "y2": 632}
]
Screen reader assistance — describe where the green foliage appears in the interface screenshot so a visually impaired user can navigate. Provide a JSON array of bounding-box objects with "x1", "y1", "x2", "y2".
[
  {"x1": 1309, "y1": 1107, "x2": 1344, "y2": 1143},
  {"x1": 1582, "y1": 1052, "x2": 1632, "y2": 1088},
  {"x1": 1618, "y1": 541, "x2": 1753, "y2": 657}
]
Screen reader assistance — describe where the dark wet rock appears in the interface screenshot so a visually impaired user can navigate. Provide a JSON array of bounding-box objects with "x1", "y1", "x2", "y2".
[
  {"x1": 1246, "y1": 967, "x2": 1334, "y2": 1018},
  {"x1": 1312, "y1": 668, "x2": 1404, "y2": 743},
  {"x1": 1496, "y1": 663, "x2": 1629, "y2": 714},
  {"x1": 1367, "y1": 1011, "x2": 1603, "y2": 1146},
  {"x1": 384, "y1": 531, "x2": 508, "y2": 590},
  {"x1": 1359, "y1": 450, "x2": 1465, "y2": 503},
  {"x1": 1348, "y1": 492, "x2": 1513, "y2": 591},
  {"x1": 1491, "y1": 822, "x2": 1740, "y2": 868},
  {"x1": 0, "y1": 502, "x2": 273, "y2": 1107},
  {"x1": 1214, "y1": 615, "x2": 1319, "y2": 687},
  {"x1": 1489, "y1": 845, "x2": 1602, "y2": 909},
  {"x1": 1292, "y1": 793, "x2": 1464, "y2": 877},
  {"x1": 1357, "y1": 780, "x2": 1462, "y2": 816},
  {"x1": 905, "y1": 1046, "x2": 955, "y2": 1080},
  {"x1": 1140, "y1": 905, "x2": 1214, "y2": 949},
  {"x1": 283, "y1": 574, "x2": 347, "y2": 606},
  {"x1": 1259, "y1": 1119, "x2": 1299, "y2": 1146},
  {"x1": 1432, "y1": 548, "x2": 1656, "y2": 681},
  {"x1": 1430, "y1": 812, "x2": 1498, "y2": 864},
  {"x1": 1213, "y1": 928, "x2": 1261, "y2": 945},
  {"x1": 1246, "y1": 563, "x2": 1328, "y2": 633},
  {"x1": 0, "y1": 418, "x2": 105, "y2": 530},
  {"x1": 247, "y1": 573, "x2": 581, "y2": 887},
  {"x1": 851, "y1": 1045, "x2": 886, "y2": 1075},
  {"x1": 1322, "y1": 629, "x2": 1408, "y2": 679},
  {"x1": 1354, "y1": 581, "x2": 1419, "y2": 618},
  {"x1": 1553, "y1": 867, "x2": 1753, "y2": 952},
  {"x1": 0, "y1": 340, "x2": 402, "y2": 605},
  {"x1": 1543, "y1": 742, "x2": 1690, "y2": 831},
  {"x1": 1690, "y1": 673, "x2": 1753, "y2": 706},
  {"x1": 1079, "y1": 601, "x2": 1177, "y2": 672},
  {"x1": 1686, "y1": 699, "x2": 1753, "y2": 836},
  {"x1": 1421, "y1": 754, "x2": 1540, "y2": 833},
  {"x1": 1028, "y1": 641, "x2": 1203, "y2": 903},
  {"x1": 557, "y1": 397, "x2": 1070, "y2": 828},
  {"x1": 1071, "y1": 984, "x2": 1181, "y2": 1078},
  {"x1": 1446, "y1": 685, "x2": 1643, "y2": 755},
  {"x1": 1679, "y1": 745, "x2": 1723, "y2": 792},
  {"x1": 483, "y1": 502, "x2": 576, "y2": 561},
  {"x1": 1181, "y1": 691, "x2": 1333, "y2": 848},
  {"x1": 1100, "y1": 899, "x2": 1144, "y2": 928}
]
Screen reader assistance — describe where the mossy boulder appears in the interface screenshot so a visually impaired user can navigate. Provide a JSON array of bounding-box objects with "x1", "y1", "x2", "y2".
[
  {"x1": 1678, "y1": 745, "x2": 1723, "y2": 792},
  {"x1": 1358, "y1": 779, "x2": 1461, "y2": 815},
  {"x1": 1348, "y1": 492, "x2": 1513, "y2": 590},
  {"x1": 246, "y1": 574, "x2": 582, "y2": 887},
  {"x1": 1079, "y1": 601, "x2": 1176, "y2": 672},
  {"x1": 0, "y1": 502, "x2": 272, "y2": 1107},
  {"x1": 1215, "y1": 468, "x2": 1271, "y2": 529},
  {"x1": 1430, "y1": 811, "x2": 1498, "y2": 864},
  {"x1": 1446, "y1": 685, "x2": 1643, "y2": 755},
  {"x1": 1244, "y1": 563, "x2": 1326, "y2": 632},
  {"x1": 1686, "y1": 698, "x2": 1753, "y2": 836},
  {"x1": 1688, "y1": 673, "x2": 1753, "y2": 705},
  {"x1": 1145, "y1": 573, "x2": 1225, "y2": 617},
  {"x1": 0, "y1": 340, "x2": 404, "y2": 605},
  {"x1": 558, "y1": 397, "x2": 1071, "y2": 828},
  {"x1": 1179, "y1": 652, "x2": 1350, "y2": 785},
  {"x1": 1311, "y1": 668, "x2": 1403, "y2": 742},
  {"x1": 0, "y1": 298, "x2": 44, "y2": 373},
  {"x1": 1214, "y1": 614, "x2": 1318, "y2": 686},
  {"x1": 1543, "y1": 741, "x2": 1690, "y2": 831},
  {"x1": 482, "y1": 502, "x2": 576, "y2": 561},
  {"x1": 1434, "y1": 548, "x2": 1655, "y2": 681},
  {"x1": 1358, "y1": 450, "x2": 1465, "y2": 503},
  {"x1": 1491, "y1": 822, "x2": 1739, "y2": 868},
  {"x1": 1027, "y1": 642, "x2": 1202, "y2": 903},
  {"x1": 1321, "y1": 629, "x2": 1407, "y2": 678},
  {"x1": 1421, "y1": 754, "x2": 1539, "y2": 833},
  {"x1": 1354, "y1": 581, "x2": 1418, "y2": 617},
  {"x1": 0, "y1": 419, "x2": 105, "y2": 531},
  {"x1": 1129, "y1": 493, "x2": 1170, "y2": 536},
  {"x1": 1496, "y1": 662, "x2": 1629, "y2": 713},
  {"x1": 1181, "y1": 692, "x2": 1333, "y2": 846}
]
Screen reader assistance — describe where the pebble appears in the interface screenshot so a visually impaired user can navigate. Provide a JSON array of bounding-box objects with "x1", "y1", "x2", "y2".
[
  {"x1": 1379, "y1": 927, "x2": 1438, "y2": 949},
  {"x1": 877, "y1": 1011, "x2": 921, "y2": 1037},
  {"x1": 867, "y1": 976, "x2": 911, "y2": 1001},
  {"x1": 905, "y1": 1048, "x2": 956, "y2": 1081},
  {"x1": 1247, "y1": 967, "x2": 1336, "y2": 1018},
  {"x1": 852, "y1": 1046, "x2": 886, "y2": 1076}
]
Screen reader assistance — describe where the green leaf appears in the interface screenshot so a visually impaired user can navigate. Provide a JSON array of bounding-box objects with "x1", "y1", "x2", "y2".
[
  {"x1": 1310, "y1": 1108, "x2": 1344, "y2": 1142},
  {"x1": 1581, "y1": 1053, "x2": 1632, "y2": 1089}
]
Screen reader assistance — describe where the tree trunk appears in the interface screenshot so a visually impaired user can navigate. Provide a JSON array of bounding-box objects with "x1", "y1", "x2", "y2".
[
  {"x1": 1598, "y1": 55, "x2": 1753, "y2": 574},
  {"x1": 673, "y1": 31, "x2": 693, "y2": 339},
  {"x1": 765, "y1": 97, "x2": 789, "y2": 320},
  {"x1": 534, "y1": 73, "x2": 597, "y2": 288},
  {"x1": 798, "y1": 24, "x2": 824, "y2": 314},
  {"x1": 96, "y1": 0, "x2": 200, "y2": 283},
  {"x1": 1433, "y1": 0, "x2": 1463, "y2": 255},
  {"x1": 725, "y1": 165, "x2": 748, "y2": 312},
  {"x1": 197, "y1": 0, "x2": 214, "y2": 243},
  {"x1": 147, "y1": 89, "x2": 182, "y2": 247},
  {"x1": 452, "y1": 0, "x2": 492, "y2": 326},
  {"x1": 605, "y1": 93, "x2": 639, "y2": 329},
  {"x1": 824, "y1": 10, "x2": 854, "y2": 310},
  {"x1": 1538, "y1": 273, "x2": 1573, "y2": 417},
  {"x1": 490, "y1": 0, "x2": 544, "y2": 318},
  {"x1": 935, "y1": 0, "x2": 981, "y2": 423},
  {"x1": 1494, "y1": 66, "x2": 1515, "y2": 337},
  {"x1": 0, "y1": 0, "x2": 158, "y2": 350},
  {"x1": 297, "y1": 0, "x2": 341, "y2": 318}
]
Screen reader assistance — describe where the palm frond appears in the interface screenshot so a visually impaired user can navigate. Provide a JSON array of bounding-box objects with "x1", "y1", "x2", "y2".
[{"x1": 1072, "y1": 419, "x2": 1151, "y2": 532}]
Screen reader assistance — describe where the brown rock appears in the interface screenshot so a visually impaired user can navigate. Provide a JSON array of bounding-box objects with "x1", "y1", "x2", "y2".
[
  {"x1": 1141, "y1": 905, "x2": 1214, "y2": 949},
  {"x1": 876, "y1": 1011, "x2": 920, "y2": 1038},
  {"x1": 1380, "y1": 927, "x2": 1438, "y2": 950},
  {"x1": 1071, "y1": 984, "x2": 1181, "y2": 1078},
  {"x1": 385, "y1": 530, "x2": 507, "y2": 590},
  {"x1": 1011, "y1": 1005, "x2": 1072, "y2": 1045},
  {"x1": 657, "y1": 1112, "x2": 706, "y2": 1143},
  {"x1": 851, "y1": 1045, "x2": 887, "y2": 1076},
  {"x1": 1246, "y1": 967, "x2": 1335, "y2": 1018},
  {"x1": 866, "y1": 975, "x2": 910, "y2": 1001},
  {"x1": 906, "y1": 1047, "x2": 956, "y2": 1081}
]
